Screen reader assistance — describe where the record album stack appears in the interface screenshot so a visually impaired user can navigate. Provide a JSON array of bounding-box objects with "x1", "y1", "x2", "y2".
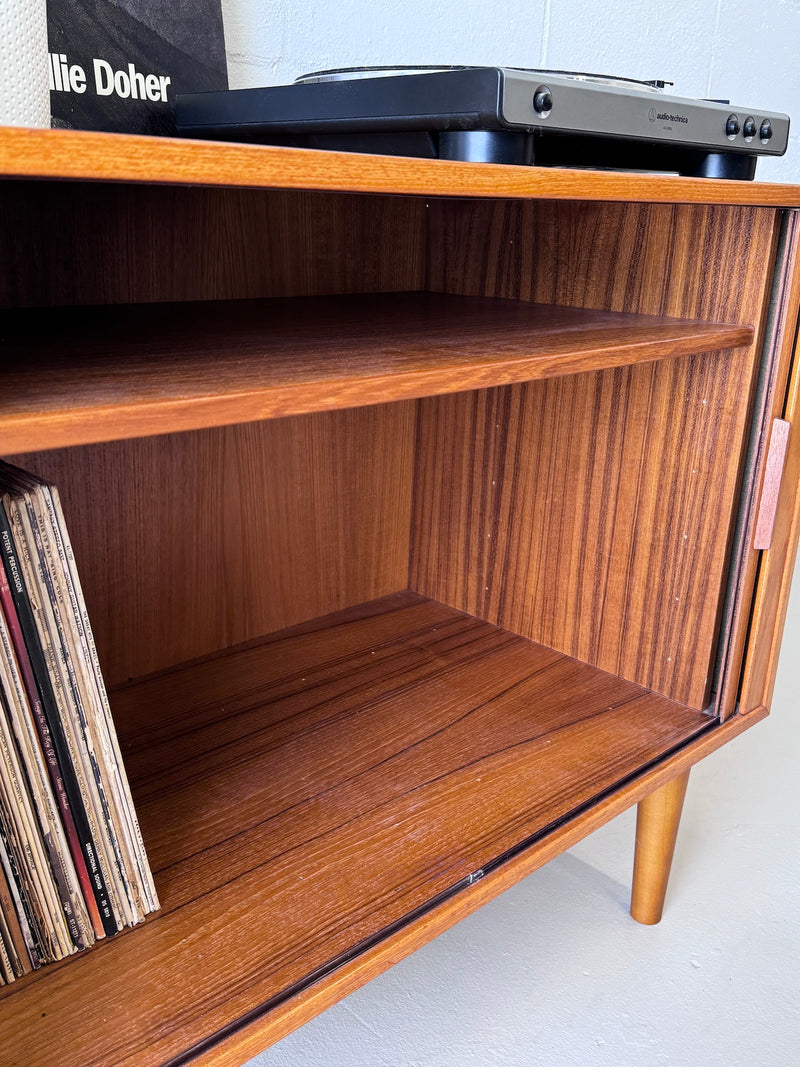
[{"x1": 0, "y1": 459, "x2": 158, "y2": 981}]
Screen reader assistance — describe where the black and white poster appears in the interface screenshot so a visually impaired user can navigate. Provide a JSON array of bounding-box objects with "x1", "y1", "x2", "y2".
[{"x1": 47, "y1": 0, "x2": 228, "y2": 135}]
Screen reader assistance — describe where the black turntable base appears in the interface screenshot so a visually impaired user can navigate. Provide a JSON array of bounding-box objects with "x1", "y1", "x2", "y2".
[{"x1": 177, "y1": 65, "x2": 790, "y2": 180}]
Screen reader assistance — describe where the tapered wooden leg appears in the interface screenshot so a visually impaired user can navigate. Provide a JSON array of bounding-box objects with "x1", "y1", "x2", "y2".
[{"x1": 630, "y1": 770, "x2": 690, "y2": 925}]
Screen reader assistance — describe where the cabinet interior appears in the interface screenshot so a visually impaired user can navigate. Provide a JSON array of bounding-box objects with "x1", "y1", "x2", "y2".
[
  {"x1": 0, "y1": 176, "x2": 781, "y2": 1065},
  {"x1": 1, "y1": 181, "x2": 778, "y2": 702}
]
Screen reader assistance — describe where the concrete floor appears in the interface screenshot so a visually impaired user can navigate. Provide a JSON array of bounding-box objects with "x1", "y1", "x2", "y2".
[{"x1": 250, "y1": 558, "x2": 800, "y2": 1067}]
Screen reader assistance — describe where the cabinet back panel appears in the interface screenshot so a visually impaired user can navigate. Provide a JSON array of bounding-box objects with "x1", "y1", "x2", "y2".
[
  {"x1": 411, "y1": 347, "x2": 757, "y2": 710},
  {"x1": 0, "y1": 183, "x2": 425, "y2": 308},
  {"x1": 7, "y1": 403, "x2": 416, "y2": 683}
]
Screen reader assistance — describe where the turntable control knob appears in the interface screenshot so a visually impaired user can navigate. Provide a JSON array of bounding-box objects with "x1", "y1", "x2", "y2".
[
  {"x1": 533, "y1": 87, "x2": 553, "y2": 116},
  {"x1": 760, "y1": 119, "x2": 773, "y2": 141},
  {"x1": 743, "y1": 116, "x2": 757, "y2": 139},
  {"x1": 725, "y1": 114, "x2": 740, "y2": 137}
]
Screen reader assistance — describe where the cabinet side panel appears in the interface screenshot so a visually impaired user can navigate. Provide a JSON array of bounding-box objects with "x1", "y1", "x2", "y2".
[
  {"x1": 0, "y1": 183, "x2": 425, "y2": 307},
  {"x1": 427, "y1": 199, "x2": 774, "y2": 322},
  {"x1": 418, "y1": 200, "x2": 779, "y2": 708},
  {"x1": 411, "y1": 348, "x2": 758, "y2": 710},
  {"x1": 7, "y1": 403, "x2": 416, "y2": 683},
  {"x1": 712, "y1": 211, "x2": 800, "y2": 718},
  {"x1": 739, "y1": 293, "x2": 800, "y2": 713}
]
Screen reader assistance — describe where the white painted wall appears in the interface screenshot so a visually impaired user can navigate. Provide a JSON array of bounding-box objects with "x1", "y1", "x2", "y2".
[
  {"x1": 220, "y1": 0, "x2": 800, "y2": 181},
  {"x1": 212, "y1": 3, "x2": 800, "y2": 1062}
]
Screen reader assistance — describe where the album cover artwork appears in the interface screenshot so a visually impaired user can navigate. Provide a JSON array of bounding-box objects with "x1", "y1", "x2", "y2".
[{"x1": 47, "y1": 0, "x2": 228, "y2": 135}]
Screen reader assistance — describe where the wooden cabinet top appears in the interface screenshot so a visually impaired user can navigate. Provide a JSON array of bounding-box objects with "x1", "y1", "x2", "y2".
[{"x1": 2, "y1": 125, "x2": 800, "y2": 205}]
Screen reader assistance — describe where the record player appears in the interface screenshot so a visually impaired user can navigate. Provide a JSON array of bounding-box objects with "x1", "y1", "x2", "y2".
[{"x1": 176, "y1": 65, "x2": 790, "y2": 180}]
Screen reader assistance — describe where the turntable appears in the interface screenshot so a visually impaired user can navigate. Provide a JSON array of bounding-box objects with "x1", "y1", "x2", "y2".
[{"x1": 177, "y1": 65, "x2": 790, "y2": 180}]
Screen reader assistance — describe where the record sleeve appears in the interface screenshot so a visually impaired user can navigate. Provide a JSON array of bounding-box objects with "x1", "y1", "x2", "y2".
[
  {"x1": 0, "y1": 593, "x2": 93, "y2": 949},
  {"x1": 26, "y1": 488, "x2": 138, "y2": 926},
  {"x1": 0, "y1": 686, "x2": 74, "y2": 961},
  {"x1": 0, "y1": 853, "x2": 30, "y2": 977},
  {"x1": 0, "y1": 921, "x2": 13, "y2": 984},
  {"x1": 0, "y1": 459, "x2": 159, "y2": 940},
  {"x1": 0, "y1": 797, "x2": 46, "y2": 966},
  {"x1": 10, "y1": 486, "x2": 132, "y2": 929},
  {"x1": 0, "y1": 547, "x2": 103, "y2": 940},
  {"x1": 47, "y1": 0, "x2": 228, "y2": 135},
  {"x1": 43, "y1": 483, "x2": 158, "y2": 916},
  {"x1": 0, "y1": 496, "x2": 118, "y2": 937}
]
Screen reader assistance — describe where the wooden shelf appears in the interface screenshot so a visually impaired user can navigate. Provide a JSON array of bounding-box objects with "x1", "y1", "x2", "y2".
[
  {"x1": 0, "y1": 592, "x2": 713, "y2": 1066},
  {"x1": 2, "y1": 125, "x2": 800, "y2": 207},
  {"x1": 0, "y1": 292, "x2": 752, "y2": 451}
]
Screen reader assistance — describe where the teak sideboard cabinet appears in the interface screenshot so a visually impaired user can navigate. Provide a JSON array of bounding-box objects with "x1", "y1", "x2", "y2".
[{"x1": 1, "y1": 127, "x2": 799, "y2": 1066}]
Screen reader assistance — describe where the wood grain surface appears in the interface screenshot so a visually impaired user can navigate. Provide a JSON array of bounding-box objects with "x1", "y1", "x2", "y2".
[
  {"x1": 0, "y1": 592, "x2": 712, "y2": 1067},
  {"x1": 753, "y1": 419, "x2": 791, "y2": 549},
  {"x1": 630, "y1": 769, "x2": 691, "y2": 925},
  {"x1": 185, "y1": 704, "x2": 766, "y2": 1067},
  {"x1": 2, "y1": 126, "x2": 800, "y2": 207},
  {"x1": 0, "y1": 182, "x2": 424, "y2": 309},
  {"x1": 739, "y1": 300, "x2": 800, "y2": 712},
  {"x1": 730, "y1": 207, "x2": 800, "y2": 715},
  {"x1": 416, "y1": 199, "x2": 781, "y2": 709},
  {"x1": 1, "y1": 130, "x2": 796, "y2": 1067},
  {"x1": 0, "y1": 293, "x2": 751, "y2": 453},
  {"x1": 411, "y1": 346, "x2": 760, "y2": 709},
  {"x1": 707, "y1": 212, "x2": 800, "y2": 718},
  {"x1": 7, "y1": 405, "x2": 416, "y2": 683},
  {"x1": 426, "y1": 199, "x2": 778, "y2": 322}
]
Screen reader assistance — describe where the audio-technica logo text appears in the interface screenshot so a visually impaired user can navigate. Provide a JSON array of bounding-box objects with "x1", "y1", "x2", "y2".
[{"x1": 655, "y1": 111, "x2": 688, "y2": 123}]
